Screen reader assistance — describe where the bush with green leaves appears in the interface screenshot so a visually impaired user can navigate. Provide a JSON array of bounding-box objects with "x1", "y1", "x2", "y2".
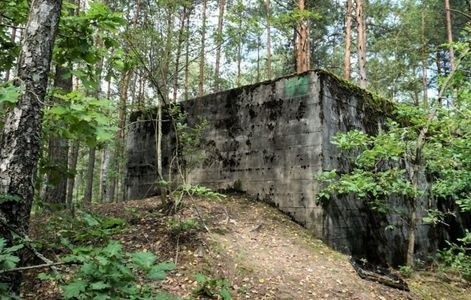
[
  {"x1": 58, "y1": 241, "x2": 176, "y2": 299},
  {"x1": 0, "y1": 238, "x2": 23, "y2": 298},
  {"x1": 167, "y1": 218, "x2": 201, "y2": 236},
  {"x1": 193, "y1": 273, "x2": 232, "y2": 300},
  {"x1": 315, "y1": 39, "x2": 471, "y2": 267},
  {"x1": 44, "y1": 210, "x2": 126, "y2": 246},
  {"x1": 437, "y1": 231, "x2": 471, "y2": 281}
]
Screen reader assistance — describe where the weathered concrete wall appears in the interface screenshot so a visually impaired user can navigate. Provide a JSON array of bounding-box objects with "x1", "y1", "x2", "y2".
[{"x1": 125, "y1": 70, "x2": 451, "y2": 266}]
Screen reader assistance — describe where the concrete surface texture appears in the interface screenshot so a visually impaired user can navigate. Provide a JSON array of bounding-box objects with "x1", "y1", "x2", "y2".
[{"x1": 125, "y1": 70, "x2": 453, "y2": 266}]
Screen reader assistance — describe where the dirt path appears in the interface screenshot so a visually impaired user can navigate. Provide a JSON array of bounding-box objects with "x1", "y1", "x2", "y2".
[
  {"x1": 205, "y1": 197, "x2": 412, "y2": 299},
  {"x1": 23, "y1": 196, "x2": 469, "y2": 299}
]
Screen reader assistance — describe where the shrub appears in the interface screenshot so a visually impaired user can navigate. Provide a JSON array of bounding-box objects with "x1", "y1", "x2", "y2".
[{"x1": 60, "y1": 241, "x2": 176, "y2": 299}]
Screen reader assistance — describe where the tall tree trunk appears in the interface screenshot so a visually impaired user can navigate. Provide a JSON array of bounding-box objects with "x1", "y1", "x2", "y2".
[
  {"x1": 66, "y1": 141, "x2": 79, "y2": 210},
  {"x1": 83, "y1": 146, "x2": 96, "y2": 205},
  {"x1": 108, "y1": 69, "x2": 130, "y2": 202},
  {"x1": 421, "y1": 9, "x2": 428, "y2": 108},
  {"x1": 43, "y1": 64, "x2": 72, "y2": 209},
  {"x1": 236, "y1": 16, "x2": 242, "y2": 87},
  {"x1": 162, "y1": 4, "x2": 174, "y2": 98},
  {"x1": 343, "y1": 0, "x2": 352, "y2": 80},
  {"x1": 214, "y1": 0, "x2": 225, "y2": 92},
  {"x1": 173, "y1": 7, "x2": 187, "y2": 102},
  {"x1": 256, "y1": 33, "x2": 261, "y2": 83},
  {"x1": 356, "y1": 0, "x2": 367, "y2": 88},
  {"x1": 184, "y1": 10, "x2": 191, "y2": 101},
  {"x1": 0, "y1": 0, "x2": 62, "y2": 293},
  {"x1": 98, "y1": 148, "x2": 107, "y2": 202},
  {"x1": 295, "y1": 0, "x2": 310, "y2": 73},
  {"x1": 198, "y1": 0, "x2": 207, "y2": 96},
  {"x1": 444, "y1": 0, "x2": 455, "y2": 71},
  {"x1": 83, "y1": 15, "x2": 107, "y2": 204},
  {"x1": 266, "y1": 0, "x2": 272, "y2": 80}
]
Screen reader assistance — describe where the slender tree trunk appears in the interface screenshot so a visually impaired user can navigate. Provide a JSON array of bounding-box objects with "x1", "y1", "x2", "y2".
[
  {"x1": 0, "y1": 0, "x2": 62, "y2": 293},
  {"x1": 4, "y1": 28, "x2": 16, "y2": 81},
  {"x1": 295, "y1": 0, "x2": 310, "y2": 73},
  {"x1": 83, "y1": 147, "x2": 96, "y2": 205},
  {"x1": 468, "y1": 1, "x2": 471, "y2": 45},
  {"x1": 109, "y1": 69, "x2": 130, "y2": 202},
  {"x1": 356, "y1": 0, "x2": 367, "y2": 88},
  {"x1": 44, "y1": 64, "x2": 72, "y2": 209},
  {"x1": 343, "y1": 0, "x2": 352, "y2": 80},
  {"x1": 198, "y1": 0, "x2": 207, "y2": 96},
  {"x1": 66, "y1": 141, "x2": 79, "y2": 210},
  {"x1": 421, "y1": 9, "x2": 428, "y2": 108},
  {"x1": 173, "y1": 7, "x2": 187, "y2": 102},
  {"x1": 214, "y1": 0, "x2": 225, "y2": 92},
  {"x1": 237, "y1": 16, "x2": 242, "y2": 87},
  {"x1": 184, "y1": 10, "x2": 191, "y2": 101},
  {"x1": 83, "y1": 18, "x2": 107, "y2": 204},
  {"x1": 98, "y1": 148, "x2": 107, "y2": 202},
  {"x1": 256, "y1": 33, "x2": 261, "y2": 83},
  {"x1": 162, "y1": 5, "x2": 175, "y2": 98},
  {"x1": 444, "y1": 0, "x2": 455, "y2": 71},
  {"x1": 266, "y1": 0, "x2": 272, "y2": 80},
  {"x1": 406, "y1": 205, "x2": 417, "y2": 266}
]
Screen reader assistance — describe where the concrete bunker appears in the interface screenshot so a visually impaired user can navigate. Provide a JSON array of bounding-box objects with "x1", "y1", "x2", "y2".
[{"x1": 125, "y1": 70, "x2": 457, "y2": 266}]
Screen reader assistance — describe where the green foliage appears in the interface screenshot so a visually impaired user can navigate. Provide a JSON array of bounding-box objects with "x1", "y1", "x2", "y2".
[
  {"x1": 0, "y1": 238, "x2": 23, "y2": 272},
  {"x1": 0, "y1": 238, "x2": 23, "y2": 299},
  {"x1": 0, "y1": 194, "x2": 21, "y2": 205},
  {"x1": 167, "y1": 218, "x2": 201, "y2": 236},
  {"x1": 315, "y1": 121, "x2": 418, "y2": 210},
  {"x1": 54, "y1": 1, "x2": 124, "y2": 85},
  {"x1": 193, "y1": 274, "x2": 232, "y2": 300},
  {"x1": 43, "y1": 91, "x2": 117, "y2": 146},
  {"x1": 0, "y1": 0, "x2": 28, "y2": 72},
  {"x1": 0, "y1": 83, "x2": 22, "y2": 131},
  {"x1": 60, "y1": 241, "x2": 176, "y2": 299},
  {"x1": 0, "y1": 83, "x2": 20, "y2": 107},
  {"x1": 178, "y1": 185, "x2": 225, "y2": 200},
  {"x1": 271, "y1": 7, "x2": 321, "y2": 31},
  {"x1": 45, "y1": 210, "x2": 126, "y2": 246},
  {"x1": 398, "y1": 265, "x2": 413, "y2": 278},
  {"x1": 437, "y1": 231, "x2": 471, "y2": 281}
]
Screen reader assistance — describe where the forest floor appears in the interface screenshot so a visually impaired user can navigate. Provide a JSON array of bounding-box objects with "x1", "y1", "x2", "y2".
[{"x1": 23, "y1": 195, "x2": 470, "y2": 299}]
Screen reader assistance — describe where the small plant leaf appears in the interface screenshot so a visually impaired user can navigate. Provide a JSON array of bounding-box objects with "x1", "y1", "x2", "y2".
[
  {"x1": 90, "y1": 281, "x2": 110, "y2": 290},
  {"x1": 220, "y1": 288, "x2": 232, "y2": 300},
  {"x1": 131, "y1": 251, "x2": 156, "y2": 269},
  {"x1": 62, "y1": 280, "x2": 87, "y2": 299}
]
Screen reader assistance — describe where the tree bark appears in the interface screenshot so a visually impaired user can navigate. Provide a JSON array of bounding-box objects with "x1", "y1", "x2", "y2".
[
  {"x1": 66, "y1": 141, "x2": 79, "y2": 210},
  {"x1": 173, "y1": 7, "x2": 187, "y2": 102},
  {"x1": 343, "y1": 0, "x2": 352, "y2": 80},
  {"x1": 184, "y1": 9, "x2": 191, "y2": 101},
  {"x1": 444, "y1": 0, "x2": 455, "y2": 71},
  {"x1": 83, "y1": 146, "x2": 96, "y2": 205},
  {"x1": 295, "y1": 0, "x2": 310, "y2": 73},
  {"x1": 236, "y1": 15, "x2": 242, "y2": 87},
  {"x1": 43, "y1": 64, "x2": 72, "y2": 209},
  {"x1": 214, "y1": 0, "x2": 225, "y2": 92},
  {"x1": 421, "y1": 9, "x2": 428, "y2": 108},
  {"x1": 0, "y1": 0, "x2": 62, "y2": 293},
  {"x1": 108, "y1": 69, "x2": 130, "y2": 202},
  {"x1": 198, "y1": 0, "x2": 207, "y2": 96},
  {"x1": 266, "y1": 0, "x2": 272, "y2": 80},
  {"x1": 355, "y1": 0, "x2": 367, "y2": 88}
]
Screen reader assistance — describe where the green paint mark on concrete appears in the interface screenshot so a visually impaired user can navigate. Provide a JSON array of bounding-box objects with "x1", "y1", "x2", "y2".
[{"x1": 284, "y1": 75, "x2": 309, "y2": 98}]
